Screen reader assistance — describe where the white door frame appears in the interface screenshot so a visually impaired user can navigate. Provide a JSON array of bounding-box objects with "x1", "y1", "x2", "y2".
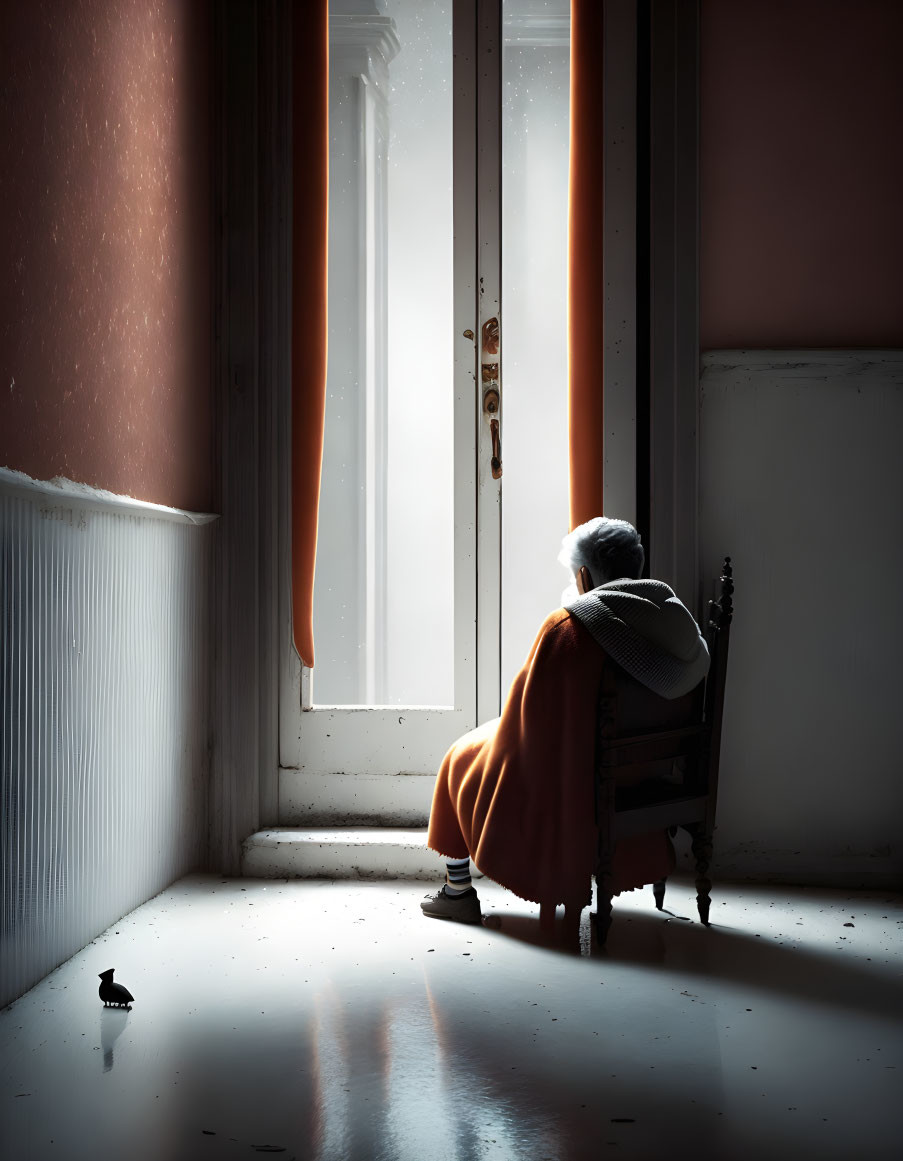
[{"x1": 265, "y1": 0, "x2": 702, "y2": 835}]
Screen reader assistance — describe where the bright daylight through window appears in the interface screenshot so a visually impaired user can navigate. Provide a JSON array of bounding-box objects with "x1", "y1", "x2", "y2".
[{"x1": 313, "y1": 0, "x2": 569, "y2": 709}]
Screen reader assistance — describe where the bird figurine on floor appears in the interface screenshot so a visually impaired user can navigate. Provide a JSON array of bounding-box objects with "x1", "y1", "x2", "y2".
[{"x1": 98, "y1": 968, "x2": 134, "y2": 1009}]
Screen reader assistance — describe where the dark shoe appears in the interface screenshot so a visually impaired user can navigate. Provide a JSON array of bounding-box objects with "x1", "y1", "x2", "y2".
[{"x1": 420, "y1": 885, "x2": 482, "y2": 925}]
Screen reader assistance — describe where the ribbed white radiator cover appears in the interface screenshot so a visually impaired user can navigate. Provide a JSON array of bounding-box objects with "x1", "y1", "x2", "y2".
[{"x1": 1, "y1": 471, "x2": 215, "y2": 1007}]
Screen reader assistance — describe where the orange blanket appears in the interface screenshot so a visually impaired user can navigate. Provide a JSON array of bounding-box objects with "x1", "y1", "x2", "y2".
[{"x1": 427, "y1": 609, "x2": 675, "y2": 906}]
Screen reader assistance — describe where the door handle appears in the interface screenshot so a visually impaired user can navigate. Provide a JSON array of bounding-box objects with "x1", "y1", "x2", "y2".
[
  {"x1": 490, "y1": 417, "x2": 502, "y2": 479},
  {"x1": 481, "y1": 316, "x2": 501, "y2": 478},
  {"x1": 481, "y1": 316, "x2": 499, "y2": 356}
]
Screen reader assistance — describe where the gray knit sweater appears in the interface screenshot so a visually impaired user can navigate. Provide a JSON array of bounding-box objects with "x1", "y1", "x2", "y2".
[{"x1": 565, "y1": 578, "x2": 710, "y2": 699}]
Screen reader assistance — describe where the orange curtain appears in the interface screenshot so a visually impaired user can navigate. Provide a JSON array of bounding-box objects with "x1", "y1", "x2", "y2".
[
  {"x1": 567, "y1": 0, "x2": 605, "y2": 531},
  {"x1": 291, "y1": 1, "x2": 329, "y2": 668}
]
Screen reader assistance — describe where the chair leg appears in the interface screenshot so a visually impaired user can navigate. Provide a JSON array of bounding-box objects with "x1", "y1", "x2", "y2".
[
  {"x1": 652, "y1": 879, "x2": 667, "y2": 911},
  {"x1": 688, "y1": 824, "x2": 713, "y2": 925},
  {"x1": 539, "y1": 902, "x2": 555, "y2": 932},
  {"x1": 594, "y1": 784, "x2": 615, "y2": 945},
  {"x1": 563, "y1": 902, "x2": 583, "y2": 943},
  {"x1": 594, "y1": 878, "x2": 613, "y2": 945},
  {"x1": 564, "y1": 902, "x2": 583, "y2": 927}
]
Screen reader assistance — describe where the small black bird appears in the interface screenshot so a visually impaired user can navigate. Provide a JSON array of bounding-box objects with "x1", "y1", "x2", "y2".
[{"x1": 98, "y1": 969, "x2": 134, "y2": 1009}]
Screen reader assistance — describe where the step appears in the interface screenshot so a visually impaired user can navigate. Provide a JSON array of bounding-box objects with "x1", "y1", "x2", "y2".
[{"x1": 241, "y1": 827, "x2": 480, "y2": 880}]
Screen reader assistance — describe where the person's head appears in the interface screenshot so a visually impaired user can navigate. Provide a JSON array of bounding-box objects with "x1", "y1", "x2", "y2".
[{"x1": 558, "y1": 516, "x2": 645, "y2": 591}]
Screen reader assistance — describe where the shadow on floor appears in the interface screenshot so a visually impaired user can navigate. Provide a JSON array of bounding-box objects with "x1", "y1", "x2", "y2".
[{"x1": 481, "y1": 904, "x2": 903, "y2": 1024}]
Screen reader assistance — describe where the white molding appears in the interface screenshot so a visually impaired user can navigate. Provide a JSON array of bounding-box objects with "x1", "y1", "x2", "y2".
[
  {"x1": 329, "y1": 13, "x2": 400, "y2": 56},
  {"x1": 329, "y1": 14, "x2": 400, "y2": 93},
  {"x1": 701, "y1": 349, "x2": 903, "y2": 376},
  {"x1": 0, "y1": 466, "x2": 218, "y2": 525}
]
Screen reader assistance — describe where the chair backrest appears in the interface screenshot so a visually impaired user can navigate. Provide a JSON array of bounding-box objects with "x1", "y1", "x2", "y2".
[{"x1": 594, "y1": 558, "x2": 734, "y2": 826}]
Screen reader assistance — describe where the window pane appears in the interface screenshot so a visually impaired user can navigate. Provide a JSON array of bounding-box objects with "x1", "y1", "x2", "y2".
[
  {"x1": 313, "y1": 1, "x2": 454, "y2": 706},
  {"x1": 501, "y1": 0, "x2": 571, "y2": 692}
]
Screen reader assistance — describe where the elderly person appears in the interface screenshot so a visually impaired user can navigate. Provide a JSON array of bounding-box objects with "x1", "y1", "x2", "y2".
[{"x1": 421, "y1": 516, "x2": 710, "y2": 924}]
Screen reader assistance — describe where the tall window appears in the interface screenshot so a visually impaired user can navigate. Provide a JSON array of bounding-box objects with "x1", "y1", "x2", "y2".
[{"x1": 313, "y1": 0, "x2": 569, "y2": 713}]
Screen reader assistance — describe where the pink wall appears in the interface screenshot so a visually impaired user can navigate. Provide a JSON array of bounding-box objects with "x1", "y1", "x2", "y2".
[
  {"x1": 700, "y1": 0, "x2": 903, "y2": 350},
  {"x1": 0, "y1": 0, "x2": 211, "y2": 512}
]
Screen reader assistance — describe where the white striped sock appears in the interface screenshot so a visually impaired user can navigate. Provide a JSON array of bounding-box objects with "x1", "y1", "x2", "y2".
[{"x1": 445, "y1": 857, "x2": 472, "y2": 894}]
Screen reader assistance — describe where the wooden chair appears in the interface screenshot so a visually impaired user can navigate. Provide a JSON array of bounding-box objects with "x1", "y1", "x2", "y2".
[{"x1": 590, "y1": 557, "x2": 734, "y2": 945}]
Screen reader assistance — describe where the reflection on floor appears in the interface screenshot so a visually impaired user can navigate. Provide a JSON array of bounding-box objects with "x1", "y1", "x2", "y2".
[{"x1": 1, "y1": 874, "x2": 901, "y2": 1161}]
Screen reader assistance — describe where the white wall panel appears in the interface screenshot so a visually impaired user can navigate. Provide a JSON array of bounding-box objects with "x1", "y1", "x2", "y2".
[
  {"x1": 1, "y1": 471, "x2": 214, "y2": 1006},
  {"x1": 698, "y1": 351, "x2": 903, "y2": 885}
]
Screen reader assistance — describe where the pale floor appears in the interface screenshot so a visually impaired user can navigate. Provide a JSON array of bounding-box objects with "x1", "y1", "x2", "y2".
[{"x1": 1, "y1": 874, "x2": 901, "y2": 1161}]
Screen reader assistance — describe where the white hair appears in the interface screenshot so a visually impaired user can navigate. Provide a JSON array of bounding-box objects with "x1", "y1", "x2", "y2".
[{"x1": 558, "y1": 516, "x2": 645, "y2": 587}]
